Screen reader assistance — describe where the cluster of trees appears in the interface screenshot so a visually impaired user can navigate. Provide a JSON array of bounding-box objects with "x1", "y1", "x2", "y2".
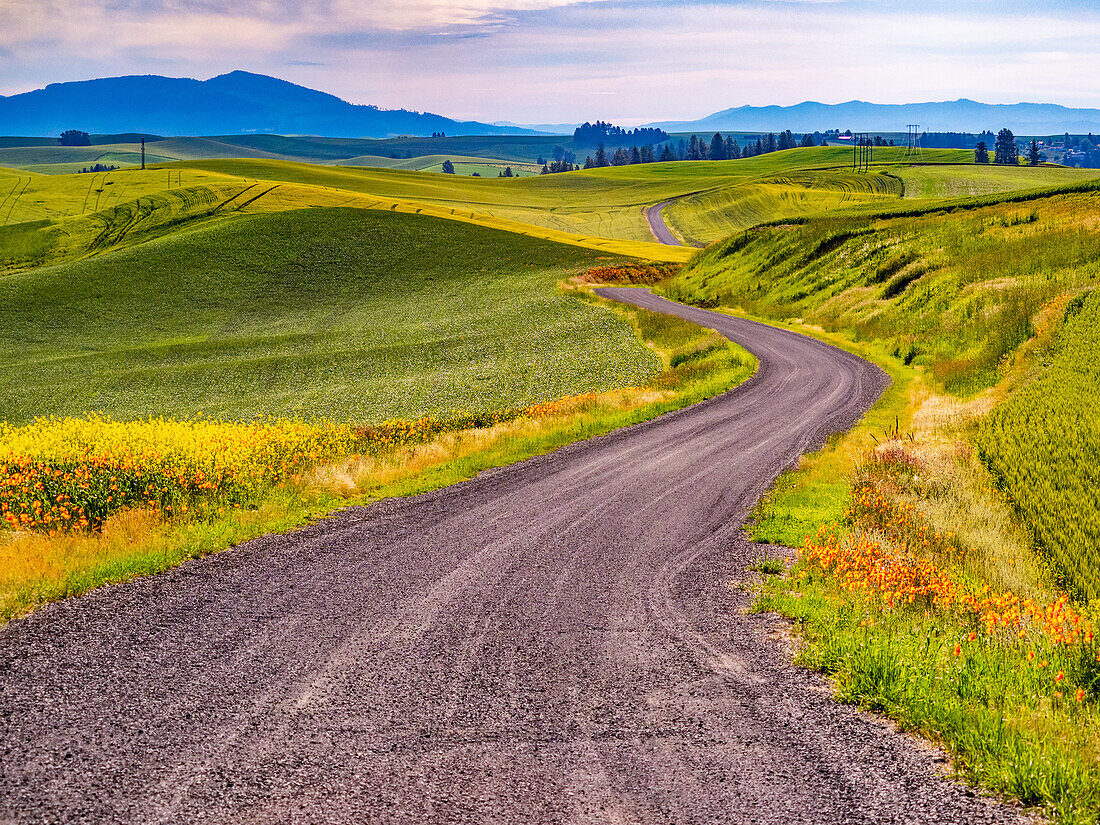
[
  {"x1": 59, "y1": 129, "x2": 91, "y2": 146},
  {"x1": 430, "y1": 131, "x2": 447, "y2": 138},
  {"x1": 923, "y1": 131, "x2": 996, "y2": 149},
  {"x1": 441, "y1": 160, "x2": 455, "y2": 174},
  {"x1": 565, "y1": 129, "x2": 822, "y2": 171},
  {"x1": 78, "y1": 163, "x2": 118, "y2": 173},
  {"x1": 973, "y1": 129, "x2": 1044, "y2": 166},
  {"x1": 572, "y1": 121, "x2": 669, "y2": 147}
]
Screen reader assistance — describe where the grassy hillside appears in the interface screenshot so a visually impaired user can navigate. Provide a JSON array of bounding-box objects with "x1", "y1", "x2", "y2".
[
  {"x1": 0, "y1": 164, "x2": 686, "y2": 270},
  {"x1": 5, "y1": 149, "x2": 1093, "y2": 274},
  {"x1": 0, "y1": 207, "x2": 661, "y2": 423},
  {"x1": 334, "y1": 154, "x2": 542, "y2": 175},
  {"x1": 0, "y1": 133, "x2": 570, "y2": 171},
  {"x1": 892, "y1": 164, "x2": 1096, "y2": 198},
  {"x1": 665, "y1": 178, "x2": 1100, "y2": 392}
]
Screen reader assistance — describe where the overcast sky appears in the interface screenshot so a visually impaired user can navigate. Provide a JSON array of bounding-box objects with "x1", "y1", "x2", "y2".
[{"x1": 2, "y1": 0, "x2": 1098, "y2": 125}]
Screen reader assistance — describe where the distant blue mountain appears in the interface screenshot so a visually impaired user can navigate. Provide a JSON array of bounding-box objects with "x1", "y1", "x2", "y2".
[
  {"x1": 648, "y1": 99, "x2": 1100, "y2": 135},
  {"x1": 0, "y1": 71, "x2": 539, "y2": 138}
]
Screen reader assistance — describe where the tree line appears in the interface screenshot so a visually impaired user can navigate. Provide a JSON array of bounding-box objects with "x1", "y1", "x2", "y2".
[
  {"x1": 572, "y1": 121, "x2": 669, "y2": 147},
  {"x1": 555, "y1": 129, "x2": 825, "y2": 173},
  {"x1": 974, "y1": 129, "x2": 1043, "y2": 166}
]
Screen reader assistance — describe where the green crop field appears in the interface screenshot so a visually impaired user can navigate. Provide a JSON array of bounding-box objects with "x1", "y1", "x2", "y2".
[
  {"x1": 333, "y1": 154, "x2": 542, "y2": 175},
  {"x1": 978, "y1": 289, "x2": 1100, "y2": 601},
  {"x1": 0, "y1": 207, "x2": 661, "y2": 424},
  {"x1": 892, "y1": 163, "x2": 1098, "y2": 199}
]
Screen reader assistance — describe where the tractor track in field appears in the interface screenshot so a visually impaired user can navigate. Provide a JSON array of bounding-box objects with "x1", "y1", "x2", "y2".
[{"x1": 0, "y1": 289, "x2": 1028, "y2": 824}]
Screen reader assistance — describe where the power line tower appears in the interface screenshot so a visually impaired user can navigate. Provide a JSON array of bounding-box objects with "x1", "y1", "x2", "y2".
[
  {"x1": 141, "y1": 135, "x2": 146, "y2": 171},
  {"x1": 853, "y1": 133, "x2": 872, "y2": 172},
  {"x1": 904, "y1": 124, "x2": 924, "y2": 163}
]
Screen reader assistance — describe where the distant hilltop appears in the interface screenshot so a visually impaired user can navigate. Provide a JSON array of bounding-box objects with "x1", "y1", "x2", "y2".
[
  {"x1": 648, "y1": 100, "x2": 1100, "y2": 136},
  {"x1": 0, "y1": 71, "x2": 541, "y2": 139}
]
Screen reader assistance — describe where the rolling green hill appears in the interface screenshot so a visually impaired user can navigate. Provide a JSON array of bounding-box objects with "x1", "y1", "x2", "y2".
[
  {"x1": 5, "y1": 147, "x2": 1096, "y2": 276},
  {"x1": 664, "y1": 177, "x2": 1100, "y2": 391},
  {"x1": 0, "y1": 207, "x2": 660, "y2": 424}
]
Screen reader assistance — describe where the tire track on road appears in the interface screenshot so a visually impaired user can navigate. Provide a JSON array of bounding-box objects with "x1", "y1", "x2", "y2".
[{"x1": 0, "y1": 290, "x2": 1026, "y2": 824}]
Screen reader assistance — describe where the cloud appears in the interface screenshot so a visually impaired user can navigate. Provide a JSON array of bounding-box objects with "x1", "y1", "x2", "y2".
[{"x1": 1, "y1": 0, "x2": 1099, "y2": 123}]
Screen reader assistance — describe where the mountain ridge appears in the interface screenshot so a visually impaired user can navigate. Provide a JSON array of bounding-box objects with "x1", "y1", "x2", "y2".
[
  {"x1": 647, "y1": 99, "x2": 1100, "y2": 134},
  {"x1": 0, "y1": 71, "x2": 541, "y2": 138}
]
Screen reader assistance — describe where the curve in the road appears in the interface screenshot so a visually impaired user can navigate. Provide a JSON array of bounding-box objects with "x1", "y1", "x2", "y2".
[
  {"x1": 645, "y1": 200, "x2": 685, "y2": 246},
  {"x1": 0, "y1": 290, "x2": 1026, "y2": 824}
]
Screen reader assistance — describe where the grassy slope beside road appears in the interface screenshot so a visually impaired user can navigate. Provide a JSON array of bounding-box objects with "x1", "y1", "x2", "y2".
[
  {"x1": 661, "y1": 174, "x2": 1100, "y2": 822},
  {"x1": 666, "y1": 177, "x2": 1100, "y2": 392}
]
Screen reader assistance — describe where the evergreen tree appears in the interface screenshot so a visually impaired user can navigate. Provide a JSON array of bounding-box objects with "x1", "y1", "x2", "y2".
[
  {"x1": 777, "y1": 130, "x2": 795, "y2": 150},
  {"x1": 975, "y1": 141, "x2": 990, "y2": 164},
  {"x1": 800, "y1": 133, "x2": 815, "y2": 148},
  {"x1": 594, "y1": 143, "x2": 609, "y2": 167},
  {"x1": 994, "y1": 128, "x2": 1018, "y2": 165},
  {"x1": 725, "y1": 136, "x2": 738, "y2": 158},
  {"x1": 583, "y1": 156, "x2": 595, "y2": 169},
  {"x1": 630, "y1": 145, "x2": 642, "y2": 164},
  {"x1": 659, "y1": 144, "x2": 674, "y2": 162},
  {"x1": 441, "y1": 159, "x2": 455, "y2": 174},
  {"x1": 1027, "y1": 139, "x2": 1041, "y2": 166},
  {"x1": 754, "y1": 138, "x2": 764, "y2": 155},
  {"x1": 610, "y1": 147, "x2": 629, "y2": 166},
  {"x1": 709, "y1": 132, "x2": 726, "y2": 160},
  {"x1": 764, "y1": 133, "x2": 778, "y2": 153},
  {"x1": 640, "y1": 144, "x2": 655, "y2": 163},
  {"x1": 677, "y1": 139, "x2": 686, "y2": 160}
]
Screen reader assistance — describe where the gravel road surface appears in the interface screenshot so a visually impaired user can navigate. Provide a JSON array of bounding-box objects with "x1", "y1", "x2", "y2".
[
  {"x1": 645, "y1": 201, "x2": 683, "y2": 246},
  {"x1": 0, "y1": 289, "x2": 1027, "y2": 824}
]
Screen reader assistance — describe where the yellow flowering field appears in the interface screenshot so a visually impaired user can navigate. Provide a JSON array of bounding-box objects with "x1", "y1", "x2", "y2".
[{"x1": 0, "y1": 415, "x2": 363, "y2": 531}]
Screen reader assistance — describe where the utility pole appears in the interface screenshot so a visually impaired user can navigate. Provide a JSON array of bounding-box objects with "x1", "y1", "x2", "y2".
[
  {"x1": 905, "y1": 125, "x2": 923, "y2": 163},
  {"x1": 853, "y1": 133, "x2": 872, "y2": 172},
  {"x1": 141, "y1": 136, "x2": 145, "y2": 171}
]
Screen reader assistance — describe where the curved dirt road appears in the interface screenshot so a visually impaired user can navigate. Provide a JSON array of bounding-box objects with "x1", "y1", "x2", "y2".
[
  {"x1": 0, "y1": 290, "x2": 1025, "y2": 824},
  {"x1": 645, "y1": 200, "x2": 684, "y2": 246}
]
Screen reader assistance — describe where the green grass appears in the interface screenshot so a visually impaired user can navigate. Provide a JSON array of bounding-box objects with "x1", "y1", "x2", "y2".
[
  {"x1": 4, "y1": 149, "x2": 1088, "y2": 276},
  {"x1": 0, "y1": 159, "x2": 690, "y2": 267},
  {"x1": 893, "y1": 164, "x2": 1098, "y2": 199},
  {"x1": 335, "y1": 154, "x2": 542, "y2": 175},
  {"x1": 0, "y1": 207, "x2": 663, "y2": 424},
  {"x1": 757, "y1": 574, "x2": 1100, "y2": 824},
  {"x1": 977, "y1": 289, "x2": 1100, "y2": 601},
  {"x1": 664, "y1": 179, "x2": 1100, "y2": 394}
]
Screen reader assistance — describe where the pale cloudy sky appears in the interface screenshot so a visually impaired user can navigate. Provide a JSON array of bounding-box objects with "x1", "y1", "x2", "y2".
[{"x1": 2, "y1": 0, "x2": 1098, "y2": 124}]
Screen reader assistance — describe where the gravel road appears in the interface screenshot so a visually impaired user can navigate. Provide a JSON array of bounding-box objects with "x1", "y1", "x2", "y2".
[
  {"x1": 645, "y1": 200, "x2": 683, "y2": 246},
  {"x1": 0, "y1": 289, "x2": 1027, "y2": 824}
]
